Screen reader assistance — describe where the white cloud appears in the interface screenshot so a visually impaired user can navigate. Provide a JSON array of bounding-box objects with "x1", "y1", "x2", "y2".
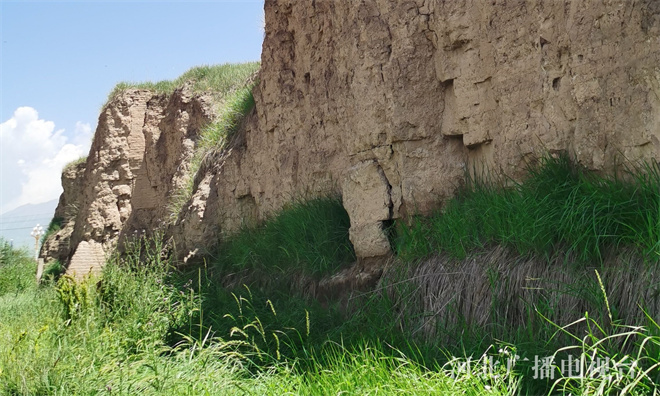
[
  {"x1": 0, "y1": 107, "x2": 92, "y2": 214},
  {"x1": 72, "y1": 121, "x2": 93, "y2": 146}
]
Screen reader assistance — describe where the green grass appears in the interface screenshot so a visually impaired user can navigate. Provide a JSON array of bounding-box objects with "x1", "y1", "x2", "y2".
[
  {"x1": 211, "y1": 197, "x2": 355, "y2": 276},
  {"x1": 5, "y1": 154, "x2": 660, "y2": 394},
  {"x1": 0, "y1": 239, "x2": 36, "y2": 296},
  {"x1": 105, "y1": 62, "x2": 259, "y2": 105},
  {"x1": 3, "y1": 249, "x2": 658, "y2": 395},
  {"x1": 0, "y1": 233, "x2": 516, "y2": 395},
  {"x1": 395, "y1": 153, "x2": 660, "y2": 264},
  {"x1": 214, "y1": 198, "x2": 355, "y2": 275}
]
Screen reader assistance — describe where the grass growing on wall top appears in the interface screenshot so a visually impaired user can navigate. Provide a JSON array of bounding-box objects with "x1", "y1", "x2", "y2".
[
  {"x1": 395, "y1": 153, "x2": 660, "y2": 264},
  {"x1": 105, "y1": 62, "x2": 259, "y2": 105},
  {"x1": 62, "y1": 155, "x2": 87, "y2": 171}
]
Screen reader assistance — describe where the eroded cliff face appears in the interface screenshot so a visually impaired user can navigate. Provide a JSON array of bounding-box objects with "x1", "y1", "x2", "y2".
[
  {"x1": 44, "y1": 0, "x2": 660, "y2": 277},
  {"x1": 39, "y1": 161, "x2": 86, "y2": 266},
  {"x1": 42, "y1": 86, "x2": 216, "y2": 275},
  {"x1": 175, "y1": 0, "x2": 660, "y2": 262}
]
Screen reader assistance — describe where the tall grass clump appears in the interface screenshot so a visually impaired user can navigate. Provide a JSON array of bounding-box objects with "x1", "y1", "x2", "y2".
[
  {"x1": 97, "y1": 234, "x2": 200, "y2": 351},
  {"x1": 545, "y1": 273, "x2": 660, "y2": 395},
  {"x1": 395, "y1": 153, "x2": 660, "y2": 264},
  {"x1": 213, "y1": 197, "x2": 355, "y2": 276}
]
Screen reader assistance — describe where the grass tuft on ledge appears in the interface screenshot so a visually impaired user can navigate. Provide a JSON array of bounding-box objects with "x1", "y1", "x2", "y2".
[{"x1": 62, "y1": 156, "x2": 87, "y2": 172}]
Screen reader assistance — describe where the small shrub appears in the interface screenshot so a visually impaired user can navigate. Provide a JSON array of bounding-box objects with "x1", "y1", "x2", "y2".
[{"x1": 56, "y1": 274, "x2": 94, "y2": 321}]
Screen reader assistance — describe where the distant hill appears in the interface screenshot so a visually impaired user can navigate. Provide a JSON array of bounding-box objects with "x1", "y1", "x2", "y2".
[{"x1": 0, "y1": 200, "x2": 58, "y2": 249}]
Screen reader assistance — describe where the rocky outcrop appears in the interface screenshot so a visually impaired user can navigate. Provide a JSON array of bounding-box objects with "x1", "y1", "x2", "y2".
[{"x1": 45, "y1": 0, "x2": 660, "y2": 277}]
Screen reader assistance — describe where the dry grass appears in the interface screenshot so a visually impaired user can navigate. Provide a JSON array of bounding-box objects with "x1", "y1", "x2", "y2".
[{"x1": 382, "y1": 246, "x2": 660, "y2": 344}]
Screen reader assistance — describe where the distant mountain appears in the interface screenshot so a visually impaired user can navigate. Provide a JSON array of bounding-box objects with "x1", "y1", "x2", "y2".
[{"x1": 0, "y1": 200, "x2": 58, "y2": 249}]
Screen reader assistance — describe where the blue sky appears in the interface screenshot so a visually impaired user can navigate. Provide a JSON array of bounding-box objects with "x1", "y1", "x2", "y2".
[{"x1": 0, "y1": 0, "x2": 264, "y2": 216}]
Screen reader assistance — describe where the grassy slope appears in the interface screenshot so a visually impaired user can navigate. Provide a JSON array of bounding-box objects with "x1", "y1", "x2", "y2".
[{"x1": 2, "y1": 154, "x2": 660, "y2": 395}]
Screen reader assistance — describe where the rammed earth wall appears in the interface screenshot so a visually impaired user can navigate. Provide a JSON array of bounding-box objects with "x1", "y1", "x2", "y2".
[{"x1": 44, "y1": 0, "x2": 660, "y2": 276}]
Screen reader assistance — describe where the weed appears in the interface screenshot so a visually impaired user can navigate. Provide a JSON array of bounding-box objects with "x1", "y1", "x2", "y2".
[{"x1": 56, "y1": 274, "x2": 94, "y2": 321}]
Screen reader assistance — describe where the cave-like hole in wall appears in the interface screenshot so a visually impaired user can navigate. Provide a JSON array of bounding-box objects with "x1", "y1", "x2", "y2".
[{"x1": 552, "y1": 77, "x2": 561, "y2": 91}]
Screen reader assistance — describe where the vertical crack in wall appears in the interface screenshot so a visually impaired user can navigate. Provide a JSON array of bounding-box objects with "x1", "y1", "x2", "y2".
[
  {"x1": 374, "y1": 160, "x2": 394, "y2": 223},
  {"x1": 374, "y1": 159, "x2": 396, "y2": 253}
]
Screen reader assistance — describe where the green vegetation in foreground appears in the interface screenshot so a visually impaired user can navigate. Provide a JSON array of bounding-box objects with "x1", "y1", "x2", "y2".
[
  {"x1": 2, "y1": 236, "x2": 658, "y2": 395},
  {"x1": 0, "y1": 237, "x2": 516, "y2": 395},
  {"x1": 3, "y1": 155, "x2": 660, "y2": 395},
  {"x1": 395, "y1": 153, "x2": 660, "y2": 263},
  {"x1": 105, "y1": 62, "x2": 260, "y2": 105},
  {"x1": 0, "y1": 240, "x2": 35, "y2": 296}
]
